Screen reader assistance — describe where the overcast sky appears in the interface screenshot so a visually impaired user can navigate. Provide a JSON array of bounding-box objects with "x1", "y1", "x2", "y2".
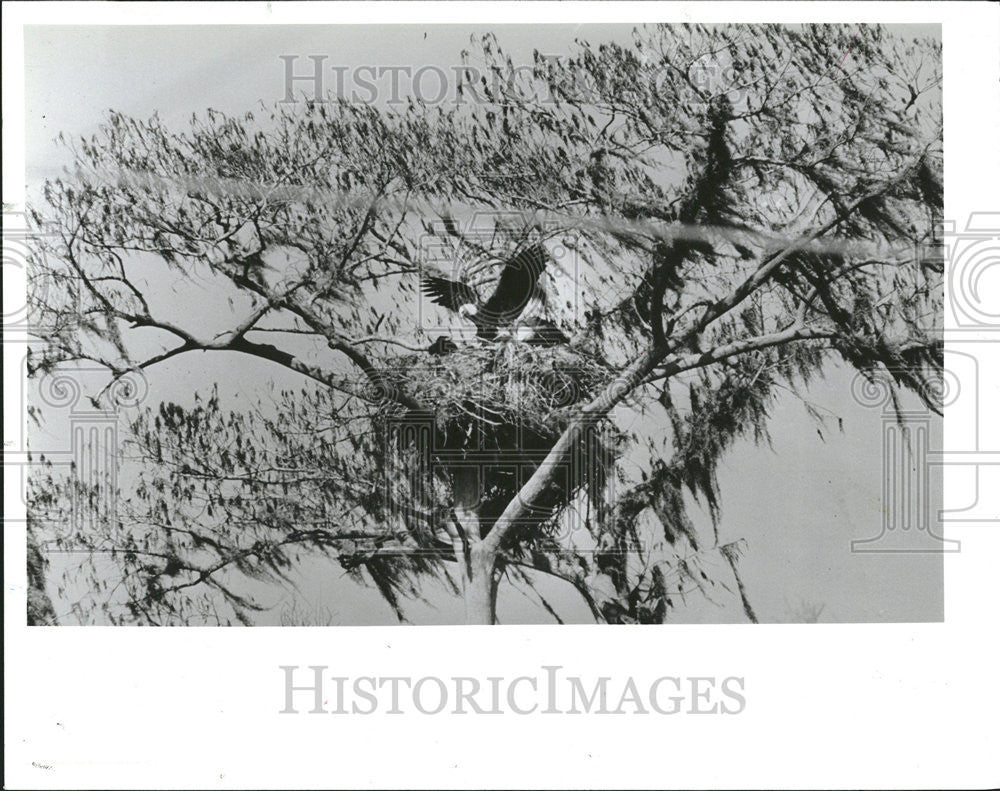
[{"x1": 24, "y1": 23, "x2": 944, "y2": 624}]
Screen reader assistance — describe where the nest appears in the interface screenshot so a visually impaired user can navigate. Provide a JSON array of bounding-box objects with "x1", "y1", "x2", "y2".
[
  {"x1": 388, "y1": 340, "x2": 613, "y2": 443},
  {"x1": 369, "y1": 340, "x2": 621, "y2": 541}
]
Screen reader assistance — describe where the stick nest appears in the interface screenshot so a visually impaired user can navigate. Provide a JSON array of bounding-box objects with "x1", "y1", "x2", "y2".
[{"x1": 385, "y1": 340, "x2": 613, "y2": 442}]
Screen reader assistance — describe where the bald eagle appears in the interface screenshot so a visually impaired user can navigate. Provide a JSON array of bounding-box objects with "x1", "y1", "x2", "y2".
[{"x1": 421, "y1": 243, "x2": 551, "y2": 341}]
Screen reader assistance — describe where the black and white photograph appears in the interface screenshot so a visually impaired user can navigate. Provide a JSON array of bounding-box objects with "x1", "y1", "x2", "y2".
[
  {"x1": 19, "y1": 21, "x2": 950, "y2": 627},
  {"x1": 4, "y1": 2, "x2": 998, "y2": 789}
]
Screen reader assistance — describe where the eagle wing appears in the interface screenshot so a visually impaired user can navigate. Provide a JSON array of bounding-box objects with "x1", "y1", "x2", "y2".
[
  {"x1": 481, "y1": 244, "x2": 549, "y2": 323},
  {"x1": 420, "y1": 275, "x2": 479, "y2": 314}
]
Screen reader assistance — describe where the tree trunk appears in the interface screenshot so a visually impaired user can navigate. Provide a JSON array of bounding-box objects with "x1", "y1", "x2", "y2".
[
  {"x1": 448, "y1": 467, "x2": 498, "y2": 624},
  {"x1": 463, "y1": 546, "x2": 496, "y2": 624}
]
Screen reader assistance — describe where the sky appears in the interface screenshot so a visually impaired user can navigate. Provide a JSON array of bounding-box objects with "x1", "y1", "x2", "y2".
[{"x1": 22, "y1": 23, "x2": 944, "y2": 624}]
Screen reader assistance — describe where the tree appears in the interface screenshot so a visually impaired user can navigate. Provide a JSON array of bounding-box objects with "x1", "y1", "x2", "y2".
[{"x1": 27, "y1": 24, "x2": 943, "y2": 625}]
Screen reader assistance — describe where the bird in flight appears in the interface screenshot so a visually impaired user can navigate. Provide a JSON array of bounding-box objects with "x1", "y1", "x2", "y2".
[{"x1": 421, "y1": 243, "x2": 551, "y2": 341}]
